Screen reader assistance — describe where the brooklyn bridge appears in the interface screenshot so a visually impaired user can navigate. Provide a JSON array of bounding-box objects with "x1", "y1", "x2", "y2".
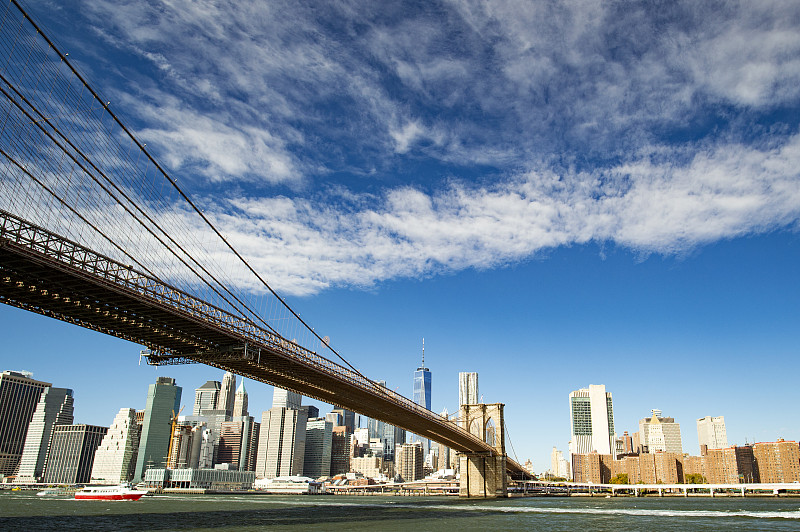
[{"x1": 0, "y1": 0, "x2": 529, "y2": 495}]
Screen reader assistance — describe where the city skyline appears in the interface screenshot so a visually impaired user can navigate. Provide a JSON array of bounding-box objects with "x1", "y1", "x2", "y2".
[
  {"x1": 1, "y1": 0, "x2": 800, "y2": 472},
  {"x1": 2, "y1": 355, "x2": 797, "y2": 477}
]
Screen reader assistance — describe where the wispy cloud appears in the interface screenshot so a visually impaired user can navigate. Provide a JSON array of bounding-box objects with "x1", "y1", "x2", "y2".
[
  {"x1": 22, "y1": 0, "x2": 800, "y2": 295},
  {"x1": 197, "y1": 134, "x2": 800, "y2": 296}
]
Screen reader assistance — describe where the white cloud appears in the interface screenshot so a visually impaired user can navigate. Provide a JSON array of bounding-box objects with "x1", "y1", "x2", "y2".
[
  {"x1": 184, "y1": 134, "x2": 800, "y2": 296},
  {"x1": 14, "y1": 0, "x2": 800, "y2": 299}
]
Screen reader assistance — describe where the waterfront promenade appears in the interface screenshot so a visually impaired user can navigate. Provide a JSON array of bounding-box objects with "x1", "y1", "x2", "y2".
[{"x1": 513, "y1": 480, "x2": 800, "y2": 497}]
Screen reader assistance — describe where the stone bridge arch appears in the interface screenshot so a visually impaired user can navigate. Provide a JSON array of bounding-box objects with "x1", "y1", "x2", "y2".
[{"x1": 459, "y1": 403, "x2": 507, "y2": 497}]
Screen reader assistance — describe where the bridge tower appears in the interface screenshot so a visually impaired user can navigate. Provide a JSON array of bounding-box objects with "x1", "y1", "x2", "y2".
[{"x1": 458, "y1": 403, "x2": 507, "y2": 498}]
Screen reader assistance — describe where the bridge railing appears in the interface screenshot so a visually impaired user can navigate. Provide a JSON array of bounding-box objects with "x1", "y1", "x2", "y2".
[{"x1": 0, "y1": 208, "x2": 492, "y2": 452}]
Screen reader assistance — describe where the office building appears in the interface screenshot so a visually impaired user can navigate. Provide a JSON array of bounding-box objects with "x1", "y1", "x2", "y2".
[
  {"x1": 168, "y1": 419, "x2": 214, "y2": 469},
  {"x1": 134, "y1": 377, "x2": 182, "y2": 482},
  {"x1": 218, "y1": 372, "x2": 237, "y2": 417},
  {"x1": 272, "y1": 387, "x2": 302, "y2": 409},
  {"x1": 396, "y1": 441, "x2": 424, "y2": 482},
  {"x1": 363, "y1": 381, "x2": 404, "y2": 462},
  {"x1": 619, "y1": 431, "x2": 634, "y2": 455},
  {"x1": 366, "y1": 384, "x2": 388, "y2": 441},
  {"x1": 382, "y1": 424, "x2": 406, "y2": 463},
  {"x1": 238, "y1": 416, "x2": 260, "y2": 472},
  {"x1": 697, "y1": 416, "x2": 728, "y2": 453},
  {"x1": 144, "y1": 467, "x2": 255, "y2": 490},
  {"x1": 15, "y1": 387, "x2": 74, "y2": 483},
  {"x1": 303, "y1": 417, "x2": 332, "y2": 479},
  {"x1": 193, "y1": 380, "x2": 220, "y2": 416},
  {"x1": 413, "y1": 340, "x2": 432, "y2": 411},
  {"x1": 233, "y1": 380, "x2": 249, "y2": 418},
  {"x1": 568, "y1": 384, "x2": 615, "y2": 456},
  {"x1": 90, "y1": 408, "x2": 140, "y2": 483},
  {"x1": 301, "y1": 405, "x2": 320, "y2": 419},
  {"x1": 459, "y1": 372, "x2": 479, "y2": 406},
  {"x1": 0, "y1": 370, "x2": 51, "y2": 476},
  {"x1": 550, "y1": 446, "x2": 570, "y2": 479},
  {"x1": 638, "y1": 410, "x2": 683, "y2": 454},
  {"x1": 199, "y1": 408, "x2": 229, "y2": 463},
  {"x1": 351, "y1": 455, "x2": 383, "y2": 479},
  {"x1": 255, "y1": 389, "x2": 307, "y2": 478},
  {"x1": 42, "y1": 424, "x2": 107, "y2": 484},
  {"x1": 330, "y1": 425, "x2": 351, "y2": 476},
  {"x1": 330, "y1": 407, "x2": 355, "y2": 433},
  {"x1": 215, "y1": 415, "x2": 259, "y2": 471},
  {"x1": 410, "y1": 340, "x2": 432, "y2": 453},
  {"x1": 217, "y1": 420, "x2": 244, "y2": 469}
]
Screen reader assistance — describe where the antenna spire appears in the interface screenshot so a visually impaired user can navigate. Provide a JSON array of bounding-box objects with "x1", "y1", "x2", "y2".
[{"x1": 422, "y1": 337, "x2": 425, "y2": 366}]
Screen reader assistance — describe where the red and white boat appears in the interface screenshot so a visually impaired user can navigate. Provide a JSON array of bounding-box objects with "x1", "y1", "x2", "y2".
[{"x1": 74, "y1": 484, "x2": 145, "y2": 501}]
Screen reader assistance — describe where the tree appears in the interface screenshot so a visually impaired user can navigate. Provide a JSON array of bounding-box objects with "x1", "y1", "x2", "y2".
[
  {"x1": 610, "y1": 473, "x2": 629, "y2": 485},
  {"x1": 684, "y1": 473, "x2": 706, "y2": 484}
]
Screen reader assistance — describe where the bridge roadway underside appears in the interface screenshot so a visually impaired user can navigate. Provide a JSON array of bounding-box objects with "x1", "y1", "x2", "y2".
[{"x1": 0, "y1": 234, "x2": 528, "y2": 477}]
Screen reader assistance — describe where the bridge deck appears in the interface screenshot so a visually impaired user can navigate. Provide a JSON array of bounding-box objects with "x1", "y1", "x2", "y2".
[{"x1": 0, "y1": 210, "x2": 528, "y2": 475}]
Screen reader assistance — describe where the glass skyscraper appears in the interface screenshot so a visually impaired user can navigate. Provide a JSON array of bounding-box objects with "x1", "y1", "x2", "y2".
[
  {"x1": 411, "y1": 340, "x2": 432, "y2": 453},
  {"x1": 134, "y1": 377, "x2": 182, "y2": 482},
  {"x1": 568, "y1": 384, "x2": 614, "y2": 457},
  {"x1": 413, "y1": 339, "x2": 432, "y2": 411},
  {"x1": 413, "y1": 366, "x2": 431, "y2": 411}
]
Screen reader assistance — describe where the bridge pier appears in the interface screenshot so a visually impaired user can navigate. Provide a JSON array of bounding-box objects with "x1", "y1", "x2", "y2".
[
  {"x1": 459, "y1": 453, "x2": 507, "y2": 498},
  {"x1": 458, "y1": 403, "x2": 508, "y2": 498}
]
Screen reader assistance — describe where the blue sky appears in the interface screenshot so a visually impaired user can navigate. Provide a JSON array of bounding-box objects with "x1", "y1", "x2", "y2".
[{"x1": 2, "y1": 0, "x2": 800, "y2": 471}]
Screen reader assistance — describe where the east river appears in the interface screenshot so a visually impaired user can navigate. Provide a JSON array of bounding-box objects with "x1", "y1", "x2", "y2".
[{"x1": 2, "y1": 491, "x2": 799, "y2": 531}]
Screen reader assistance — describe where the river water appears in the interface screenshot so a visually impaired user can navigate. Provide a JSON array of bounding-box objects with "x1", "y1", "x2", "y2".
[{"x1": 2, "y1": 491, "x2": 799, "y2": 531}]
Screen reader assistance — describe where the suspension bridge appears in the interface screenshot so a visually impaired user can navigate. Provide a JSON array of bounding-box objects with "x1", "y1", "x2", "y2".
[{"x1": 0, "y1": 0, "x2": 529, "y2": 494}]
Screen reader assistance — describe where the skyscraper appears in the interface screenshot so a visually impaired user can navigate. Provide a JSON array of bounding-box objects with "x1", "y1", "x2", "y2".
[
  {"x1": 568, "y1": 384, "x2": 614, "y2": 456},
  {"x1": 397, "y1": 441, "x2": 424, "y2": 482},
  {"x1": 167, "y1": 420, "x2": 211, "y2": 469},
  {"x1": 43, "y1": 424, "x2": 108, "y2": 484},
  {"x1": 382, "y1": 423, "x2": 406, "y2": 463},
  {"x1": 233, "y1": 380, "x2": 249, "y2": 418},
  {"x1": 91, "y1": 408, "x2": 140, "y2": 483},
  {"x1": 638, "y1": 410, "x2": 683, "y2": 454},
  {"x1": 330, "y1": 425, "x2": 351, "y2": 476},
  {"x1": 15, "y1": 387, "x2": 74, "y2": 483},
  {"x1": 459, "y1": 372, "x2": 479, "y2": 406},
  {"x1": 303, "y1": 417, "x2": 333, "y2": 479},
  {"x1": 697, "y1": 415, "x2": 728, "y2": 452},
  {"x1": 193, "y1": 380, "x2": 220, "y2": 416},
  {"x1": 217, "y1": 420, "x2": 245, "y2": 469},
  {"x1": 238, "y1": 416, "x2": 260, "y2": 472},
  {"x1": 254, "y1": 388, "x2": 307, "y2": 478},
  {"x1": 413, "y1": 340, "x2": 432, "y2": 411},
  {"x1": 411, "y1": 340, "x2": 432, "y2": 453},
  {"x1": 330, "y1": 407, "x2": 355, "y2": 433},
  {"x1": 218, "y1": 371, "x2": 237, "y2": 417},
  {"x1": 0, "y1": 370, "x2": 51, "y2": 476},
  {"x1": 550, "y1": 446, "x2": 571, "y2": 479},
  {"x1": 134, "y1": 377, "x2": 182, "y2": 482},
  {"x1": 272, "y1": 387, "x2": 302, "y2": 410}
]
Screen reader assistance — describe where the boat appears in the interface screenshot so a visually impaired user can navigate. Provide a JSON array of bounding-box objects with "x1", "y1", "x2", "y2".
[
  {"x1": 74, "y1": 484, "x2": 145, "y2": 501},
  {"x1": 253, "y1": 476, "x2": 325, "y2": 494},
  {"x1": 37, "y1": 487, "x2": 70, "y2": 497}
]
